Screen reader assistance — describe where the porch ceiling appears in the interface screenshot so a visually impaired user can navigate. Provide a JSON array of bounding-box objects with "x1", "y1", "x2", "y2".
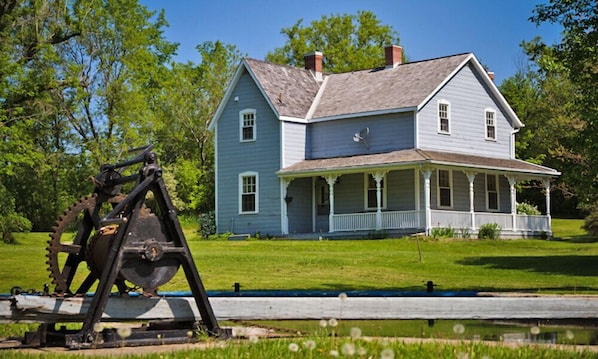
[{"x1": 277, "y1": 149, "x2": 560, "y2": 178}]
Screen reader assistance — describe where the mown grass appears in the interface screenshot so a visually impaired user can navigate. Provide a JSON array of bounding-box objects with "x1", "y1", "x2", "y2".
[
  {"x1": 2, "y1": 219, "x2": 598, "y2": 294},
  {"x1": 2, "y1": 219, "x2": 598, "y2": 358}
]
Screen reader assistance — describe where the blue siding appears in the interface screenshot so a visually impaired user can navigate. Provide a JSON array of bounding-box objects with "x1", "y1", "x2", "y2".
[
  {"x1": 215, "y1": 71, "x2": 282, "y2": 235},
  {"x1": 287, "y1": 177, "x2": 312, "y2": 233},
  {"x1": 308, "y1": 112, "x2": 414, "y2": 159},
  {"x1": 282, "y1": 121, "x2": 306, "y2": 167},
  {"x1": 417, "y1": 64, "x2": 514, "y2": 158},
  {"x1": 387, "y1": 169, "x2": 416, "y2": 210}
]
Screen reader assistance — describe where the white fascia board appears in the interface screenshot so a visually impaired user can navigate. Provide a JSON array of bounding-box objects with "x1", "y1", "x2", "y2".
[
  {"x1": 208, "y1": 59, "x2": 246, "y2": 131},
  {"x1": 416, "y1": 54, "x2": 524, "y2": 129},
  {"x1": 279, "y1": 116, "x2": 308, "y2": 124},
  {"x1": 309, "y1": 106, "x2": 417, "y2": 123},
  {"x1": 208, "y1": 59, "x2": 281, "y2": 131},
  {"x1": 417, "y1": 54, "x2": 474, "y2": 112},
  {"x1": 468, "y1": 55, "x2": 524, "y2": 129}
]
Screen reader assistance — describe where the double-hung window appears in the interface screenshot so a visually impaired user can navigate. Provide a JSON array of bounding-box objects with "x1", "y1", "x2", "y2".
[
  {"x1": 240, "y1": 109, "x2": 256, "y2": 142},
  {"x1": 239, "y1": 172, "x2": 258, "y2": 214},
  {"x1": 486, "y1": 174, "x2": 499, "y2": 211},
  {"x1": 365, "y1": 174, "x2": 386, "y2": 210},
  {"x1": 485, "y1": 109, "x2": 496, "y2": 140},
  {"x1": 437, "y1": 169, "x2": 452, "y2": 208},
  {"x1": 438, "y1": 100, "x2": 450, "y2": 134}
]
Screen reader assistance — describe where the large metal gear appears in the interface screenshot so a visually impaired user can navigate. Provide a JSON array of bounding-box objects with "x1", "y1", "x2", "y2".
[
  {"x1": 46, "y1": 194, "x2": 179, "y2": 295},
  {"x1": 46, "y1": 194, "x2": 121, "y2": 294}
]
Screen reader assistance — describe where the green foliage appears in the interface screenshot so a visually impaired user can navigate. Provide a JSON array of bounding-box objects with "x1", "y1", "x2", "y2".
[
  {"x1": 197, "y1": 211, "x2": 216, "y2": 239},
  {"x1": 0, "y1": 184, "x2": 32, "y2": 243},
  {"x1": 517, "y1": 202, "x2": 542, "y2": 215},
  {"x1": 530, "y1": 1, "x2": 598, "y2": 209},
  {"x1": 430, "y1": 226, "x2": 455, "y2": 239},
  {"x1": 266, "y1": 11, "x2": 401, "y2": 73},
  {"x1": 582, "y1": 210, "x2": 598, "y2": 237},
  {"x1": 478, "y1": 223, "x2": 502, "y2": 240}
]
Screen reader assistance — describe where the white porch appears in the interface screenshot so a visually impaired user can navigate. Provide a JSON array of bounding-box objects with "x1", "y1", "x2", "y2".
[{"x1": 331, "y1": 210, "x2": 551, "y2": 237}]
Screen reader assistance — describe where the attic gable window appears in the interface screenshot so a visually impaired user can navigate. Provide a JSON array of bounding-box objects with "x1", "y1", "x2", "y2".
[
  {"x1": 240, "y1": 109, "x2": 256, "y2": 142},
  {"x1": 438, "y1": 100, "x2": 450, "y2": 134},
  {"x1": 485, "y1": 109, "x2": 496, "y2": 140}
]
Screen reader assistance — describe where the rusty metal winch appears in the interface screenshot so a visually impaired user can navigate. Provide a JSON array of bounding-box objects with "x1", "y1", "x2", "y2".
[{"x1": 31, "y1": 145, "x2": 227, "y2": 348}]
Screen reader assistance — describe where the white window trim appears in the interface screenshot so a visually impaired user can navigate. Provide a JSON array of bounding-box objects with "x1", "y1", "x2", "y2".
[
  {"x1": 437, "y1": 100, "x2": 451, "y2": 134},
  {"x1": 239, "y1": 171, "x2": 259, "y2": 214},
  {"x1": 239, "y1": 109, "x2": 256, "y2": 142},
  {"x1": 436, "y1": 169, "x2": 453, "y2": 209},
  {"x1": 485, "y1": 173, "x2": 500, "y2": 211},
  {"x1": 485, "y1": 108, "x2": 497, "y2": 141},
  {"x1": 364, "y1": 173, "x2": 387, "y2": 211}
]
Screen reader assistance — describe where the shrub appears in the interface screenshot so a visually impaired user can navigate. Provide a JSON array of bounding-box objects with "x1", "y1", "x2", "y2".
[
  {"x1": 582, "y1": 210, "x2": 598, "y2": 237},
  {"x1": 517, "y1": 202, "x2": 541, "y2": 215},
  {"x1": 197, "y1": 211, "x2": 216, "y2": 239},
  {"x1": 430, "y1": 226, "x2": 455, "y2": 239},
  {"x1": 478, "y1": 223, "x2": 501, "y2": 240}
]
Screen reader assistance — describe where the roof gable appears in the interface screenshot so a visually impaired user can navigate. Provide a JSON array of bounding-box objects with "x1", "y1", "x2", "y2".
[
  {"x1": 311, "y1": 53, "x2": 471, "y2": 119},
  {"x1": 210, "y1": 51, "x2": 523, "y2": 130}
]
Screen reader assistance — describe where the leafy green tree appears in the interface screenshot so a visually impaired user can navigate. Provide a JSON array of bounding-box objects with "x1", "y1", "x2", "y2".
[
  {"x1": 266, "y1": 11, "x2": 401, "y2": 73},
  {"x1": 0, "y1": 183, "x2": 31, "y2": 243},
  {"x1": 531, "y1": 0, "x2": 598, "y2": 209},
  {"x1": 152, "y1": 41, "x2": 242, "y2": 213}
]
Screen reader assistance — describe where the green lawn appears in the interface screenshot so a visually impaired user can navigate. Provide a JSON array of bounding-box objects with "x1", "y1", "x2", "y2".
[{"x1": 2, "y1": 218, "x2": 597, "y2": 294}]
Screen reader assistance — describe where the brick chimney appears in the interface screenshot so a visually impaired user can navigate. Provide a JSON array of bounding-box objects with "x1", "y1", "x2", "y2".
[
  {"x1": 487, "y1": 71, "x2": 495, "y2": 82},
  {"x1": 304, "y1": 51, "x2": 323, "y2": 81},
  {"x1": 385, "y1": 45, "x2": 403, "y2": 69}
]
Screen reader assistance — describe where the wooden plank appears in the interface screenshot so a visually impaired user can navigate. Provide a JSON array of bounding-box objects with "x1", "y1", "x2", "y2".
[{"x1": 3, "y1": 294, "x2": 598, "y2": 323}]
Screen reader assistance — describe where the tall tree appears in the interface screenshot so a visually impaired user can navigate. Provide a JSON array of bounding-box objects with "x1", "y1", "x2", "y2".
[
  {"x1": 531, "y1": 0, "x2": 598, "y2": 208},
  {"x1": 266, "y1": 11, "x2": 401, "y2": 73},
  {"x1": 152, "y1": 41, "x2": 242, "y2": 213}
]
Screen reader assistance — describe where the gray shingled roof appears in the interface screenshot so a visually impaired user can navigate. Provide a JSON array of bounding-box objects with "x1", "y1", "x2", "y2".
[
  {"x1": 277, "y1": 149, "x2": 559, "y2": 177},
  {"x1": 312, "y1": 53, "x2": 471, "y2": 119},
  {"x1": 244, "y1": 53, "x2": 472, "y2": 120},
  {"x1": 244, "y1": 58, "x2": 320, "y2": 119}
]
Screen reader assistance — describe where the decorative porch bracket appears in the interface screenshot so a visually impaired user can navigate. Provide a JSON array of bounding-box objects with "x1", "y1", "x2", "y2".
[
  {"x1": 324, "y1": 175, "x2": 339, "y2": 232},
  {"x1": 421, "y1": 168, "x2": 433, "y2": 236},
  {"x1": 506, "y1": 176, "x2": 518, "y2": 230},
  {"x1": 463, "y1": 171, "x2": 477, "y2": 231},
  {"x1": 281, "y1": 178, "x2": 293, "y2": 235},
  {"x1": 371, "y1": 171, "x2": 388, "y2": 231},
  {"x1": 542, "y1": 178, "x2": 552, "y2": 234}
]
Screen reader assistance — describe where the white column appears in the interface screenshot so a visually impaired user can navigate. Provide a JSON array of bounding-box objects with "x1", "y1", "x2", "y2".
[
  {"x1": 543, "y1": 178, "x2": 552, "y2": 234},
  {"x1": 464, "y1": 171, "x2": 477, "y2": 231},
  {"x1": 325, "y1": 175, "x2": 338, "y2": 232},
  {"x1": 507, "y1": 176, "x2": 517, "y2": 230},
  {"x1": 372, "y1": 171, "x2": 386, "y2": 230},
  {"x1": 422, "y1": 169, "x2": 432, "y2": 235},
  {"x1": 281, "y1": 178, "x2": 292, "y2": 235}
]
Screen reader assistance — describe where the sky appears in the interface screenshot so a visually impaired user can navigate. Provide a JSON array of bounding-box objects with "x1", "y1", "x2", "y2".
[{"x1": 139, "y1": 0, "x2": 563, "y2": 84}]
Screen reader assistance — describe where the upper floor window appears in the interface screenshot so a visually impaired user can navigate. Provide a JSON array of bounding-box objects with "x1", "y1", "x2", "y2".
[
  {"x1": 486, "y1": 174, "x2": 499, "y2": 211},
  {"x1": 437, "y1": 169, "x2": 452, "y2": 208},
  {"x1": 240, "y1": 109, "x2": 256, "y2": 142},
  {"x1": 365, "y1": 173, "x2": 386, "y2": 210},
  {"x1": 438, "y1": 100, "x2": 450, "y2": 134},
  {"x1": 485, "y1": 109, "x2": 496, "y2": 140},
  {"x1": 239, "y1": 172, "x2": 258, "y2": 214}
]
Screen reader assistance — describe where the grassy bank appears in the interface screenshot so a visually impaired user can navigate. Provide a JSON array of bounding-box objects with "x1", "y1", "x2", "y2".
[{"x1": 1, "y1": 219, "x2": 597, "y2": 294}]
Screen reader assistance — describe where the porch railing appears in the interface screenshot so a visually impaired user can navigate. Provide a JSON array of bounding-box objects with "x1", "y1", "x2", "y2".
[
  {"x1": 332, "y1": 210, "x2": 421, "y2": 232},
  {"x1": 331, "y1": 210, "x2": 550, "y2": 233}
]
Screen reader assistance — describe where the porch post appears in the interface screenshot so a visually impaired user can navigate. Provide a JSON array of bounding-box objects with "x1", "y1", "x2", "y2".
[
  {"x1": 507, "y1": 176, "x2": 517, "y2": 230},
  {"x1": 325, "y1": 175, "x2": 338, "y2": 232},
  {"x1": 464, "y1": 171, "x2": 477, "y2": 231},
  {"x1": 372, "y1": 171, "x2": 386, "y2": 231},
  {"x1": 422, "y1": 168, "x2": 432, "y2": 236},
  {"x1": 281, "y1": 178, "x2": 292, "y2": 235},
  {"x1": 543, "y1": 178, "x2": 552, "y2": 234}
]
